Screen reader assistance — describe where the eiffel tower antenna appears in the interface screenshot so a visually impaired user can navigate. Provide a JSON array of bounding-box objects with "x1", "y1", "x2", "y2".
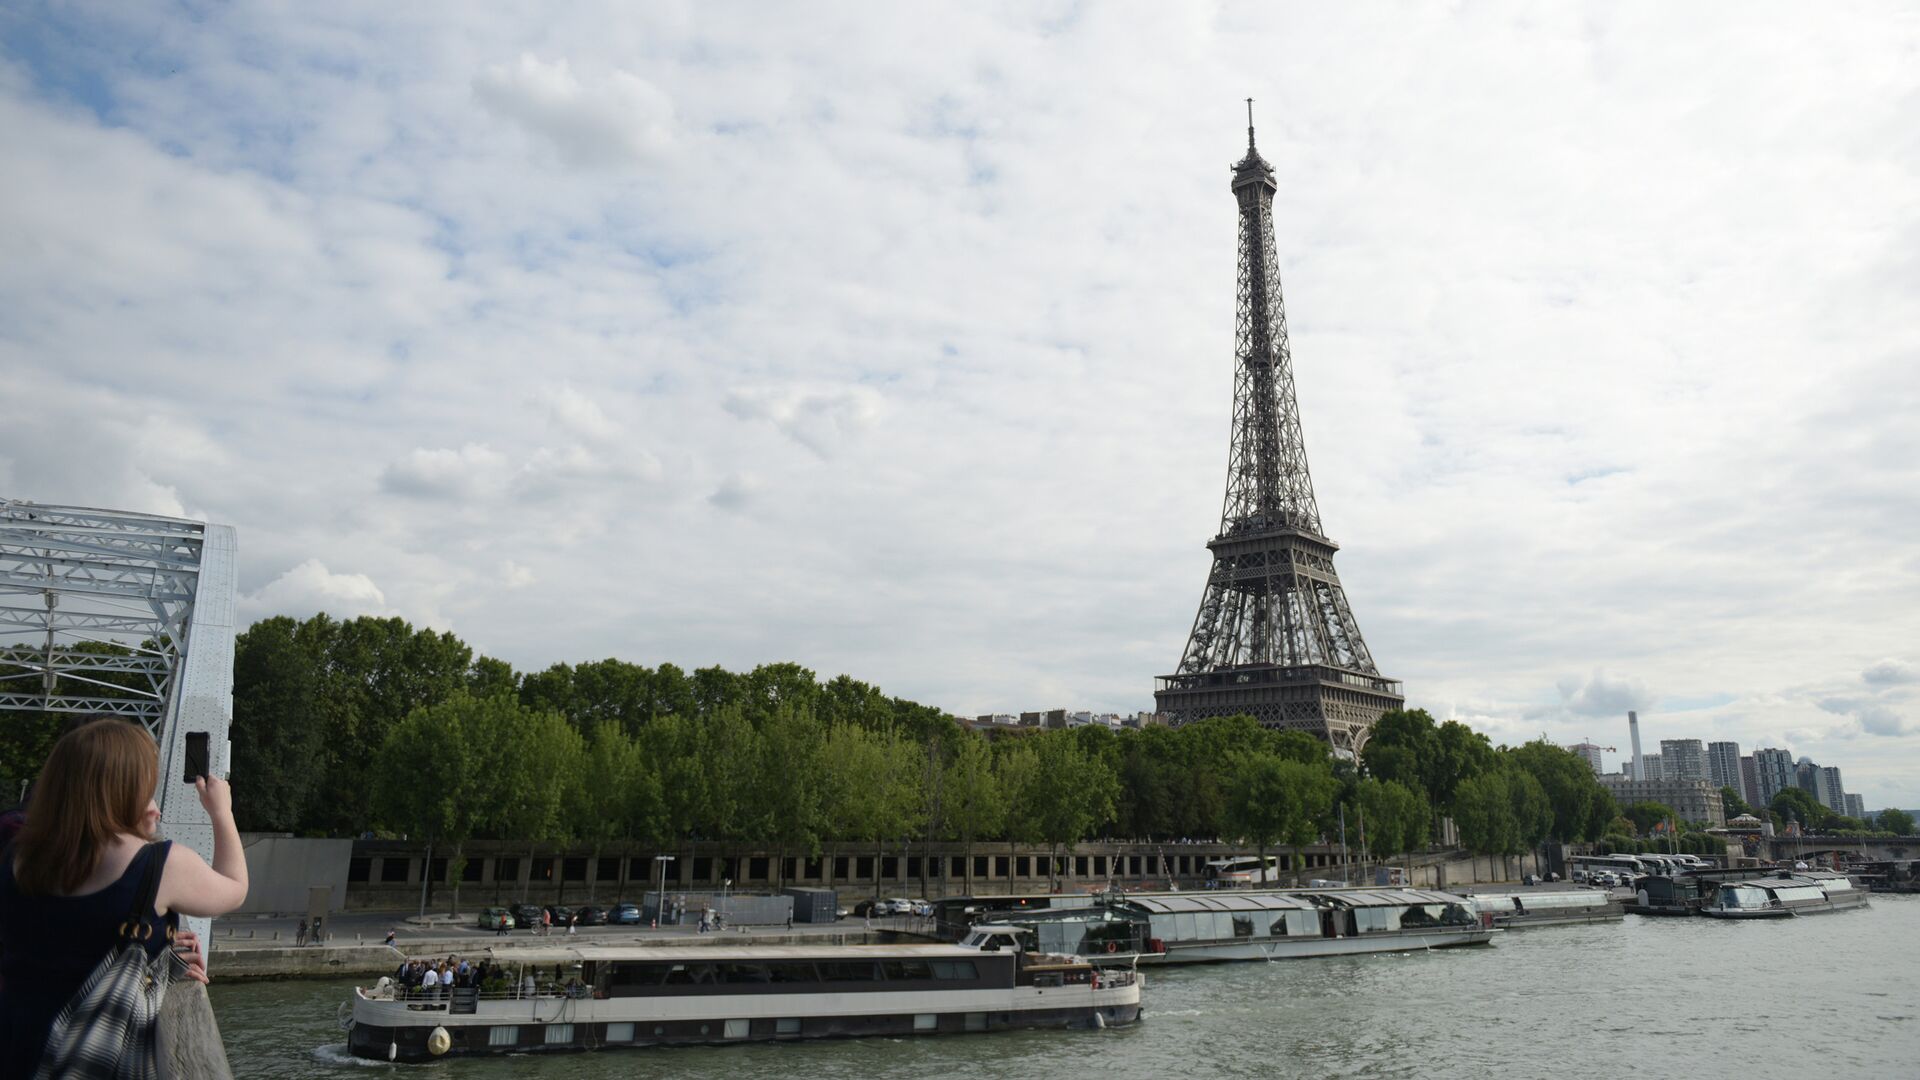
[{"x1": 1153, "y1": 114, "x2": 1403, "y2": 755}]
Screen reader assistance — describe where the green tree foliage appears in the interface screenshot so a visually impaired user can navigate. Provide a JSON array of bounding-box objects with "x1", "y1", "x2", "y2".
[
  {"x1": 1720, "y1": 786, "x2": 1752, "y2": 820},
  {"x1": 941, "y1": 734, "x2": 1002, "y2": 890},
  {"x1": 1769, "y1": 788, "x2": 1834, "y2": 832},
  {"x1": 1453, "y1": 767, "x2": 1551, "y2": 857},
  {"x1": 1506, "y1": 740, "x2": 1611, "y2": 843},
  {"x1": 1025, "y1": 732, "x2": 1121, "y2": 887},
  {"x1": 229, "y1": 616, "x2": 327, "y2": 833},
  {"x1": 1622, "y1": 801, "x2": 1677, "y2": 835},
  {"x1": 1222, "y1": 754, "x2": 1339, "y2": 881},
  {"x1": 1354, "y1": 778, "x2": 1430, "y2": 859},
  {"x1": 1360, "y1": 709, "x2": 1493, "y2": 825},
  {"x1": 1879, "y1": 808, "x2": 1915, "y2": 836}
]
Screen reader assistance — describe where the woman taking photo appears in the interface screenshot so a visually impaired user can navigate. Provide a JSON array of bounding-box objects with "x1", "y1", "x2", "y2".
[{"x1": 0, "y1": 719, "x2": 249, "y2": 1075}]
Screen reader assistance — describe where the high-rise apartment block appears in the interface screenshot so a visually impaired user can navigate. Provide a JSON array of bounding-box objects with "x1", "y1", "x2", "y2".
[
  {"x1": 1641, "y1": 753, "x2": 1664, "y2": 781},
  {"x1": 1739, "y1": 755, "x2": 1761, "y2": 809},
  {"x1": 1818, "y1": 766, "x2": 1847, "y2": 813},
  {"x1": 1753, "y1": 748, "x2": 1795, "y2": 805},
  {"x1": 1706, "y1": 741, "x2": 1742, "y2": 791},
  {"x1": 1660, "y1": 739, "x2": 1707, "y2": 782},
  {"x1": 1567, "y1": 742, "x2": 1607, "y2": 774},
  {"x1": 1845, "y1": 793, "x2": 1865, "y2": 820}
]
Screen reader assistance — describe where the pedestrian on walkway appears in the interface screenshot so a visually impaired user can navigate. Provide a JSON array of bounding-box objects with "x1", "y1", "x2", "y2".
[
  {"x1": 495, "y1": 912, "x2": 508, "y2": 937},
  {"x1": 541, "y1": 907, "x2": 551, "y2": 937},
  {"x1": 385, "y1": 926, "x2": 397, "y2": 947},
  {"x1": 567, "y1": 911, "x2": 577, "y2": 935},
  {"x1": 311, "y1": 915, "x2": 325, "y2": 945},
  {"x1": 296, "y1": 918, "x2": 308, "y2": 947}
]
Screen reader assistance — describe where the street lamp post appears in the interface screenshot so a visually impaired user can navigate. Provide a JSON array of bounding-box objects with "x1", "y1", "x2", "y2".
[
  {"x1": 653, "y1": 855, "x2": 675, "y2": 929},
  {"x1": 722, "y1": 878, "x2": 732, "y2": 931}
]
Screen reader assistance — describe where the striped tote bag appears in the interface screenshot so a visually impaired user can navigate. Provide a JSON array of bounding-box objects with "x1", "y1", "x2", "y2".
[{"x1": 33, "y1": 843, "x2": 174, "y2": 1080}]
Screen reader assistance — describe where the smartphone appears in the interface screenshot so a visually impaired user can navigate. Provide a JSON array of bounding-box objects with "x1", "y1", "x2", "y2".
[{"x1": 183, "y1": 731, "x2": 210, "y2": 783}]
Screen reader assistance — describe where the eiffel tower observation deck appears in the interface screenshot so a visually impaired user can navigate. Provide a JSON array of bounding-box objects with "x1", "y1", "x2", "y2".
[{"x1": 1154, "y1": 106, "x2": 1402, "y2": 754}]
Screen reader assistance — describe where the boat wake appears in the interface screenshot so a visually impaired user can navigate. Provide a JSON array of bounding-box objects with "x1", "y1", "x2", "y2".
[{"x1": 312, "y1": 1043, "x2": 394, "y2": 1068}]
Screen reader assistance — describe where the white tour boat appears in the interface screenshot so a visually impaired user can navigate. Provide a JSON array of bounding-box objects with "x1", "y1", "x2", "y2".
[
  {"x1": 1466, "y1": 889, "x2": 1623, "y2": 929},
  {"x1": 344, "y1": 941, "x2": 1140, "y2": 1062},
  {"x1": 1700, "y1": 870, "x2": 1870, "y2": 920}
]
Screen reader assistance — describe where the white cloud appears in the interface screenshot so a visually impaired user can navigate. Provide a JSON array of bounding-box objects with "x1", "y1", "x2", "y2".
[
  {"x1": 1863, "y1": 659, "x2": 1919, "y2": 686},
  {"x1": 1555, "y1": 670, "x2": 1655, "y2": 720},
  {"x1": 722, "y1": 386, "x2": 884, "y2": 457},
  {"x1": 380, "y1": 444, "x2": 509, "y2": 500},
  {"x1": 242, "y1": 559, "x2": 391, "y2": 621},
  {"x1": 473, "y1": 54, "x2": 674, "y2": 168},
  {"x1": 3, "y1": 3, "x2": 1917, "y2": 807}
]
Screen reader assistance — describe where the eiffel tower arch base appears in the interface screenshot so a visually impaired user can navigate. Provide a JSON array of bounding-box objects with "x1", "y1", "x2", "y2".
[{"x1": 1155, "y1": 664, "x2": 1403, "y2": 757}]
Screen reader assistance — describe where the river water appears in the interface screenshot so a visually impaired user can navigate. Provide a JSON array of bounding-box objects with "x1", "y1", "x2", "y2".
[{"x1": 211, "y1": 895, "x2": 1920, "y2": 1079}]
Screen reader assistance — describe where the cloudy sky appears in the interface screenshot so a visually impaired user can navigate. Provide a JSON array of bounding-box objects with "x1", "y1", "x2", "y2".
[{"x1": 3, "y1": 3, "x2": 1917, "y2": 804}]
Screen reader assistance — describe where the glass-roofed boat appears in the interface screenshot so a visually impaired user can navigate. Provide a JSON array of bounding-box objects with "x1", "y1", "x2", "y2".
[{"x1": 963, "y1": 888, "x2": 1492, "y2": 965}]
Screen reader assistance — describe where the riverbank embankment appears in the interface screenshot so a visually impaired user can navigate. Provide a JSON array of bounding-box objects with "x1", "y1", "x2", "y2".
[{"x1": 211, "y1": 921, "x2": 929, "y2": 980}]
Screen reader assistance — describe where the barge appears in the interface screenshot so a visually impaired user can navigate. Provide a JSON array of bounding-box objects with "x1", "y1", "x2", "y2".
[
  {"x1": 964, "y1": 887, "x2": 1493, "y2": 965},
  {"x1": 1700, "y1": 870, "x2": 1869, "y2": 919},
  {"x1": 345, "y1": 942, "x2": 1139, "y2": 1062},
  {"x1": 1466, "y1": 889, "x2": 1623, "y2": 928}
]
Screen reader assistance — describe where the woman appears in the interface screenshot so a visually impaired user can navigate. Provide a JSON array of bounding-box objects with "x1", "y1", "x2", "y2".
[{"x1": 0, "y1": 719, "x2": 249, "y2": 1076}]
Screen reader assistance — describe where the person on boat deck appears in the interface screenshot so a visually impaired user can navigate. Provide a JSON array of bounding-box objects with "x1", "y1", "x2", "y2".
[{"x1": 0, "y1": 718, "x2": 249, "y2": 1077}]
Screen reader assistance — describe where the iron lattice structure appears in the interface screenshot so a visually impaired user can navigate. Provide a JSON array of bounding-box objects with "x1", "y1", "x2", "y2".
[
  {"x1": 0, "y1": 499, "x2": 236, "y2": 941},
  {"x1": 1154, "y1": 115, "x2": 1402, "y2": 754}
]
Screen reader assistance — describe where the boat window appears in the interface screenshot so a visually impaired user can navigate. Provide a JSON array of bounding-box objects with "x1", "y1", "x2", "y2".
[
  {"x1": 1355, "y1": 908, "x2": 1400, "y2": 933},
  {"x1": 544, "y1": 1024, "x2": 573, "y2": 1044},
  {"x1": 775, "y1": 1018, "x2": 802, "y2": 1035},
  {"x1": 664, "y1": 963, "x2": 719, "y2": 986},
  {"x1": 606, "y1": 1022, "x2": 634, "y2": 1043},
  {"x1": 719, "y1": 963, "x2": 772, "y2": 984},
  {"x1": 1722, "y1": 887, "x2": 1767, "y2": 908},
  {"x1": 489, "y1": 1026, "x2": 517, "y2": 1047},
  {"x1": 930, "y1": 961, "x2": 978, "y2": 980},
  {"x1": 610, "y1": 962, "x2": 669, "y2": 987},
  {"x1": 1232, "y1": 915, "x2": 1254, "y2": 938},
  {"x1": 1268, "y1": 915, "x2": 1288, "y2": 937},
  {"x1": 766, "y1": 963, "x2": 817, "y2": 984},
  {"x1": 882, "y1": 960, "x2": 934, "y2": 981},
  {"x1": 1173, "y1": 913, "x2": 1198, "y2": 941},
  {"x1": 818, "y1": 961, "x2": 882, "y2": 982},
  {"x1": 1441, "y1": 903, "x2": 1476, "y2": 926}
]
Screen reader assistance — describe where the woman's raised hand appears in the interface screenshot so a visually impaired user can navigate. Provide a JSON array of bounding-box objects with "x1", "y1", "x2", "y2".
[{"x1": 194, "y1": 775, "x2": 233, "y2": 821}]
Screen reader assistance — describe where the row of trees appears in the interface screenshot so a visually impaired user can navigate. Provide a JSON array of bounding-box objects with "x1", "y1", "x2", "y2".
[{"x1": 35, "y1": 612, "x2": 1914, "y2": 881}]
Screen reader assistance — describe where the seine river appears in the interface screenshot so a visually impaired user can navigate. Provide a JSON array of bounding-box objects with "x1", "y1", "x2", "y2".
[{"x1": 211, "y1": 895, "x2": 1920, "y2": 1079}]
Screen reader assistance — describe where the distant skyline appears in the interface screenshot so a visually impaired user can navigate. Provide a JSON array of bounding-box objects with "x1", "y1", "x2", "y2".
[{"x1": 1, "y1": 5, "x2": 1916, "y2": 805}]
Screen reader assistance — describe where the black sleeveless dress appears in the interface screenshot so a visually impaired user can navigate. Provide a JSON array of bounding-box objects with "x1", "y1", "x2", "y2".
[{"x1": 0, "y1": 840, "x2": 174, "y2": 1077}]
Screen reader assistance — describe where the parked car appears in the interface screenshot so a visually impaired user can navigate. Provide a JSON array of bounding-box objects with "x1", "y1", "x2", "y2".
[
  {"x1": 571, "y1": 906, "x2": 607, "y2": 926},
  {"x1": 610, "y1": 903, "x2": 643, "y2": 926},
  {"x1": 544, "y1": 905, "x2": 574, "y2": 925},
  {"x1": 512, "y1": 903, "x2": 546, "y2": 929},
  {"x1": 885, "y1": 897, "x2": 916, "y2": 915},
  {"x1": 478, "y1": 906, "x2": 516, "y2": 931},
  {"x1": 850, "y1": 899, "x2": 883, "y2": 918}
]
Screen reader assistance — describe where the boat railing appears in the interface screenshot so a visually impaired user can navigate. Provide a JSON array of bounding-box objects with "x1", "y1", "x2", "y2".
[{"x1": 360, "y1": 982, "x2": 589, "y2": 1005}]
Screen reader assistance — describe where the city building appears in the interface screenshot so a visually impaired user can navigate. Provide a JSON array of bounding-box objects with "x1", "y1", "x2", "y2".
[
  {"x1": 1739, "y1": 755, "x2": 1762, "y2": 810},
  {"x1": 1660, "y1": 739, "x2": 1707, "y2": 782},
  {"x1": 1567, "y1": 742, "x2": 1607, "y2": 774},
  {"x1": 1818, "y1": 765, "x2": 1847, "y2": 813},
  {"x1": 1845, "y1": 793, "x2": 1866, "y2": 820},
  {"x1": 1628, "y1": 711, "x2": 1646, "y2": 780},
  {"x1": 1596, "y1": 775, "x2": 1726, "y2": 827},
  {"x1": 1706, "y1": 741, "x2": 1742, "y2": 791},
  {"x1": 1753, "y1": 747, "x2": 1795, "y2": 805},
  {"x1": 1640, "y1": 753, "x2": 1664, "y2": 782}
]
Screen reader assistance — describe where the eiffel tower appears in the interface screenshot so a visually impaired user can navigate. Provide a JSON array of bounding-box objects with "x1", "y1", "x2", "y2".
[{"x1": 1153, "y1": 105, "x2": 1402, "y2": 754}]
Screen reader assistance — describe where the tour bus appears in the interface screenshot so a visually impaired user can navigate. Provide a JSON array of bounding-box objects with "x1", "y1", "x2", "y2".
[
  {"x1": 1569, "y1": 855, "x2": 1647, "y2": 883},
  {"x1": 1202, "y1": 857, "x2": 1285, "y2": 886}
]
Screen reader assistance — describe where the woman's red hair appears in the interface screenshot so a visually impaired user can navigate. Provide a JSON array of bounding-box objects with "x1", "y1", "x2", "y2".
[{"x1": 12, "y1": 719, "x2": 157, "y2": 895}]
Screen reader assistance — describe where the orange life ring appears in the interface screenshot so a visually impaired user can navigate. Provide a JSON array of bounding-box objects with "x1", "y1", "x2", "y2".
[{"x1": 1105, "y1": 941, "x2": 1118, "y2": 954}]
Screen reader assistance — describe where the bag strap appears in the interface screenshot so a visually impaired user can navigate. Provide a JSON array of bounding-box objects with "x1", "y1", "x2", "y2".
[{"x1": 120, "y1": 840, "x2": 168, "y2": 945}]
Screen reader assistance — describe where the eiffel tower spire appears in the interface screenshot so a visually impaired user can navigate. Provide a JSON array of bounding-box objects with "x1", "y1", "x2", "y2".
[{"x1": 1153, "y1": 113, "x2": 1403, "y2": 754}]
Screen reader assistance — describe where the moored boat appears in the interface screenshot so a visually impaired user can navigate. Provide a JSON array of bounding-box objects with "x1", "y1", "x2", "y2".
[
  {"x1": 964, "y1": 887, "x2": 1493, "y2": 964},
  {"x1": 1467, "y1": 888, "x2": 1623, "y2": 928},
  {"x1": 1699, "y1": 870, "x2": 1869, "y2": 920},
  {"x1": 344, "y1": 941, "x2": 1139, "y2": 1062}
]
